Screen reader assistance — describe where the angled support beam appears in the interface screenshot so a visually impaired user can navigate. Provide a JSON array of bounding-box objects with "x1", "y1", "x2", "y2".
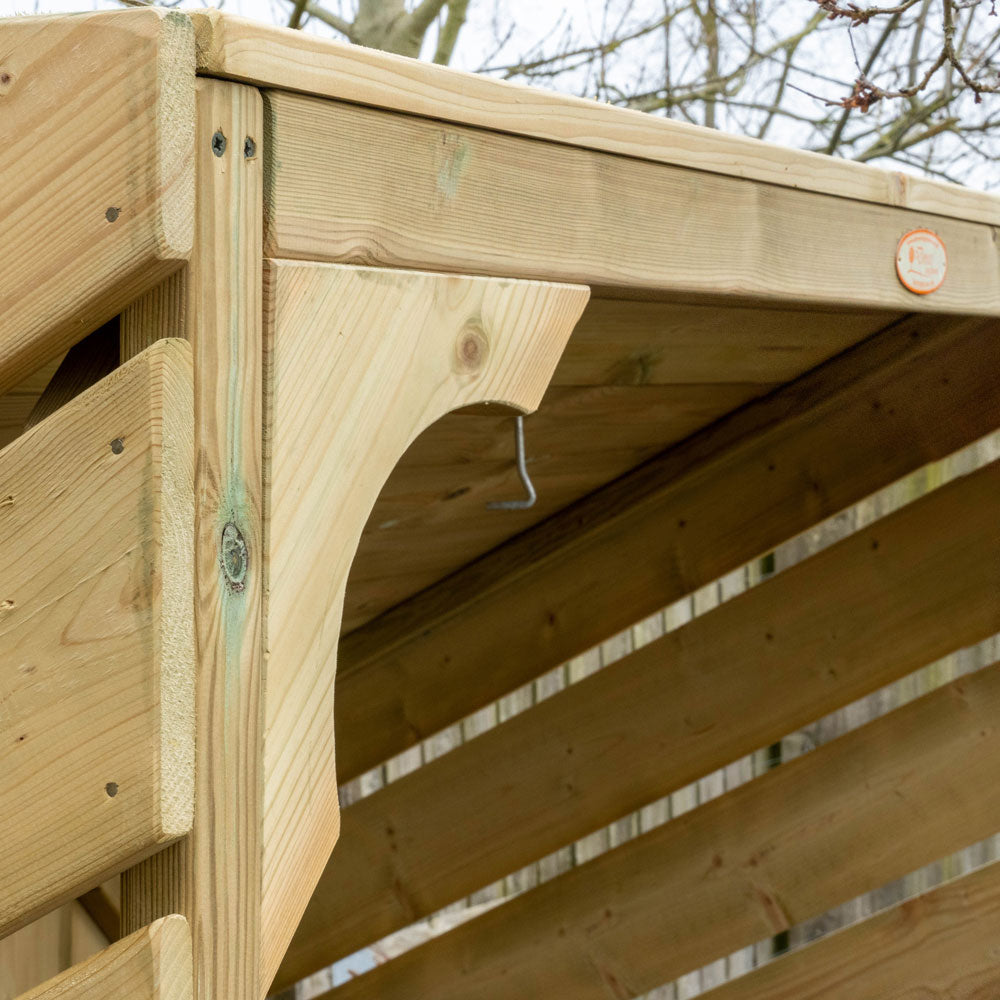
[
  {"x1": 261, "y1": 260, "x2": 588, "y2": 986},
  {"x1": 0, "y1": 10, "x2": 194, "y2": 394},
  {"x1": 276, "y1": 450, "x2": 1000, "y2": 987},
  {"x1": 14, "y1": 916, "x2": 192, "y2": 1000},
  {"x1": 321, "y1": 658, "x2": 1000, "y2": 1000},
  {"x1": 0, "y1": 340, "x2": 194, "y2": 938},
  {"x1": 700, "y1": 859, "x2": 1000, "y2": 1000},
  {"x1": 334, "y1": 312, "x2": 1000, "y2": 783}
]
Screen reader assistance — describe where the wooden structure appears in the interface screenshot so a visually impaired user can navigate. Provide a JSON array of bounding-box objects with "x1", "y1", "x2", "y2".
[{"x1": 2, "y1": 10, "x2": 1000, "y2": 998}]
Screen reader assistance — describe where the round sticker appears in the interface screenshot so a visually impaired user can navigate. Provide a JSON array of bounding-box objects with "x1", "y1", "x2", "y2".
[{"x1": 896, "y1": 229, "x2": 947, "y2": 295}]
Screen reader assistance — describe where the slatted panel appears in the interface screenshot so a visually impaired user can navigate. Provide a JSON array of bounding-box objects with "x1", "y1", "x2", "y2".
[
  {"x1": 277, "y1": 454, "x2": 1000, "y2": 989},
  {"x1": 320, "y1": 659, "x2": 1000, "y2": 1000},
  {"x1": 335, "y1": 313, "x2": 1000, "y2": 782},
  {"x1": 0, "y1": 340, "x2": 194, "y2": 937}
]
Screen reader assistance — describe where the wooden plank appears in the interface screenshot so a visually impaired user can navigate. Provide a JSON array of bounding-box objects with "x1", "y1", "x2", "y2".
[
  {"x1": 551, "y1": 300, "x2": 899, "y2": 386},
  {"x1": 14, "y1": 916, "x2": 191, "y2": 1000},
  {"x1": 120, "y1": 80, "x2": 264, "y2": 1000},
  {"x1": 334, "y1": 313, "x2": 1000, "y2": 782},
  {"x1": 262, "y1": 92, "x2": 1000, "y2": 314},
  {"x1": 262, "y1": 260, "x2": 587, "y2": 987},
  {"x1": 0, "y1": 339, "x2": 194, "y2": 938},
  {"x1": 23, "y1": 322, "x2": 119, "y2": 431},
  {"x1": 701, "y1": 859, "x2": 1000, "y2": 1000},
  {"x1": 275, "y1": 452, "x2": 1000, "y2": 990},
  {"x1": 189, "y1": 11, "x2": 1000, "y2": 228},
  {"x1": 0, "y1": 10, "x2": 194, "y2": 395},
  {"x1": 322, "y1": 660, "x2": 1000, "y2": 1000}
]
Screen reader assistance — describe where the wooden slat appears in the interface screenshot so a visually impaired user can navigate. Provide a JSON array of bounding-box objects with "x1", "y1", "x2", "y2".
[
  {"x1": 23, "y1": 322, "x2": 119, "y2": 431},
  {"x1": 551, "y1": 300, "x2": 899, "y2": 386},
  {"x1": 334, "y1": 313, "x2": 1000, "y2": 782},
  {"x1": 14, "y1": 916, "x2": 191, "y2": 1000},
  {"x1": 188, "y1": 11, "x2": 1000, "y2": 227},
  {"x1": 322, "y1": 660, "x2": 1000, "y2": 1000},
  {"x1": 0, "y1": 339, "x2": 194, "y2": 938},
  {"x1": 0, "y1": 10, "x2": 194, "y2": 394},
  {"x1": 262, "y1": 92, "x2": 1000, "y2": 314},
  {"x1": 276, "y1": 453, "x2": 1000, "y2": 989},
  {"x1": 0, "y1": 902, "x2": 108, "y2": 1000},
  {"x1": 120, "y1": 80, "x2": 265, "y2": 1000},
  {"x1": 700, "y1": 860, "x2": 1000, "y2": 1000},
  {"x1": 261, "y1": 260, "x2": 587, "y2": 987}
]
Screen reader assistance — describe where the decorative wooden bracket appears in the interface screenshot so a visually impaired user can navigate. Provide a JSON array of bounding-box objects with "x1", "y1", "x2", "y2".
[{"x1": 260, "y1": 260, "x2": 588, "y2": 982}]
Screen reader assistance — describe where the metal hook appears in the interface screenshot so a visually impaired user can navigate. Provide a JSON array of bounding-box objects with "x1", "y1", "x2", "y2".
[{"x1": 487, "y1": 415, "x2": 537, "y2": 510}]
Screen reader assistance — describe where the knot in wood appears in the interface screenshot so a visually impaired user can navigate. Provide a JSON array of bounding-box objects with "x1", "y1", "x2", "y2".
[
  {"x1": 455, "y1": 323, "x2": 488, "y2": 374},
  {"x1": 221, "y1": 522, "x2": 248, "y2": 592}
]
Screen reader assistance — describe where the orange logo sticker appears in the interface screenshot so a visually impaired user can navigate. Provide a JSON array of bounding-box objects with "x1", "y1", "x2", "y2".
[{"x1": 896, "y1": 229, "x2": 947, "y2": 295}]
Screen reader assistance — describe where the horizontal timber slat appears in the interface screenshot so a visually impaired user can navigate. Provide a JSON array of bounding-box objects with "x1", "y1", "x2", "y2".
[
  {"x1": 0, "y1": 10, "x2": 194, "y2": 395},
  {"x1": 0, "y1": 339, "x2": 195, "y2": 937},
  {"x1": 323, "y1": 660, "x2": 1000, "y2": 1000},
  {"x1": 14, "y1": 916, "x2": 191, "y2": 1000},
  {"x1": 276, "y1": 452, "x2": 1000, "y2": 989},
  {"x1": 335, "y1": 313, "x2": 1000, "y2": 782},
  {"x1": 700, "y1": 860, "x2": 1000, "y2": 1000},
  {"x1": 189, "y1": 11, "x2": 1000, "y2": 227},
  {"x1": 550, "y1": 299, "x2": 900, "y2": 386},
  {"x1": 262, "y1": 91, "x2": 1000, "y2": 314}
]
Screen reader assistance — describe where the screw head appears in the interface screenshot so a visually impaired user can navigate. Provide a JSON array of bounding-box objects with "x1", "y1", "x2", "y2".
[
  {"x1": 221, "y1": 522, "x2": 248, "y2": 591},
  {"x1": 110, "y1": 438, "x2": 125, "y2": 455},
  {"x1": 211, "y1": 130, "x2": 227, "y2": 157},
  {"x1": 105, "y1": 206, "x2": 120, "y2": 223},
  {"x1": 243, "y1": 136, "x2": 257, "y2": 159}
]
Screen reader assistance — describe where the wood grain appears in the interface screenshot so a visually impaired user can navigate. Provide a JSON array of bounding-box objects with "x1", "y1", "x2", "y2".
[
  {"x1": 262, "y1": 92, "x2": 1000, "y2": 313},
  {"x1": 189, "y1": 11, "x2": 1000, "y2": 227},
  {"x1": 262, "y1": 260, "x2": 587, "y2": 986},
  {"x1": 700, "y1": 860, "x2": 1000, "y2": 1000},
  {"x1": 551, "y1": 299, "x2": 899, "y2": 386},
  {"x1": 0, "y1": 339, "x2": 194, "y2": 938},
  {"x1": 334, "y1": 313, "x2": 1000, "y2": 782},
  {"x1": 14, "y1": 916, "x2": 191, "y2": 1000},
  {"x1": 120, "y1": 80, "x2": 264, "y2": 1000},
  {"x1": 276, "y1": 452, "x2": 1000, "y2": 989},
  {"x1": 0, "y1": 10, "x2": 194, "y2": 394},
  {"x1": 323, "y1": 660, "x2": 1000, "y2": 1000},
  {"x1": 0, "y1": 357, "x2": 62, "y2": 451},
  {"x1": 0, "y1": 903, "x2": 108, "y2": 1000}
]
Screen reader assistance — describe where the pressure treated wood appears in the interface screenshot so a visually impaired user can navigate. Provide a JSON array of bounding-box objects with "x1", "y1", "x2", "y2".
[
  {"x1": 335, "y1": 313, "x2": 1000, "y2": 781},
  {"x1": 189, "y1": 11, "x2": 1000, "y2": 227},
  {"x1": 14, "y1": 916, "x2": 191, "y2": 1000},
  {"x1": 121, "y1": 80, "x2": 264, "y2": 1000},
  {"x1": 325, "y1": 660, "x2": 1000, "y2": 1000},
  {"x1": 262, "y1": 260, "x2": 587, "y2": 986},
  {"x1": 0, "y1": 339, "x2": 194, "y2": 938},
  {"x1": 0, "y1": 10, "x2": 194, "y2": 395},
  {"x1": 549, "y1": 300, "x2": 899, "y2": 386},
  {"x1": 277, "y1": 452, "x2": 1000, "y2": 988},
  {"x1": 345, "y1": 381, "x2": 766, "y2": 631},
  {"x1": 701, "y1": 860, "x2": 1000, "y2": 1000},
  {"x1": 263, "y1": 92, "x2": 1000, "y2": 314}
]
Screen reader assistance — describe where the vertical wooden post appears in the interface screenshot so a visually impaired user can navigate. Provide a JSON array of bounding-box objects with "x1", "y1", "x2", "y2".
[{"x1": 121, "y1": 78, "x2": 264, "y2": 1000}]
